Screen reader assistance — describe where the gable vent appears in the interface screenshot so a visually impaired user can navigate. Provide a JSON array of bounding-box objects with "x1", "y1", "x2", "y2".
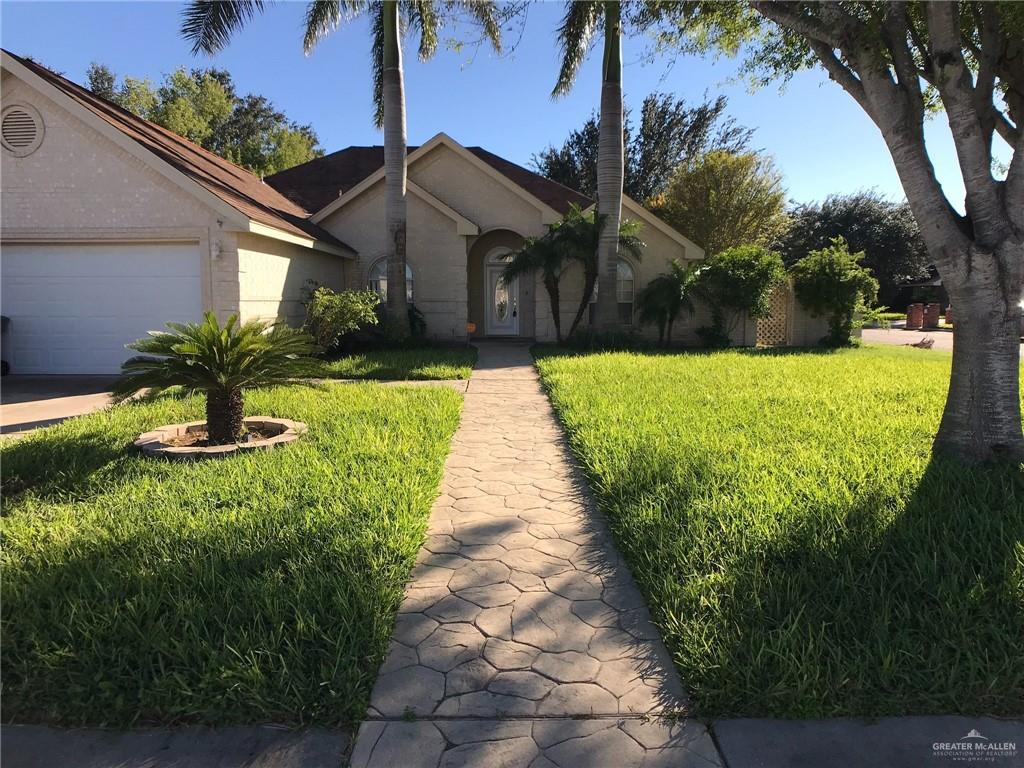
[{"x1": 2, "y1": 105, "x2": 44, "y2": 156}]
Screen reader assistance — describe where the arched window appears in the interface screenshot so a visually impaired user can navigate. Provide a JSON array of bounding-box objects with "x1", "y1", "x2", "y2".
[
  {"x1": 589, "y1": 258, "x2": 636, "y2": 325},
  {"x1": 616, "y1": 259, "x2": 635, "y2": 324},
  {"x1": 368, "y1": 258, "x2": 413, "y2": 302}
]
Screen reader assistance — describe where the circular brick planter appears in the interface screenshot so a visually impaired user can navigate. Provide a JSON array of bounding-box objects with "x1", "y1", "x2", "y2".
[{"x1": 134, "y1": 417, "x2": 306, "y2": 460}]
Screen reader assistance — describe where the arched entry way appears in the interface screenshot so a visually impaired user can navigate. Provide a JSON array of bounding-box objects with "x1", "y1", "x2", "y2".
[{"x1": 467, "y1": 229, "x2": 529, "y2": 338}]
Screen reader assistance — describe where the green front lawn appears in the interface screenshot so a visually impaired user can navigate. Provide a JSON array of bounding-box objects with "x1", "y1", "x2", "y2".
[
  {"x1": 1, "y1": 384, "x2": 461, "y2": 727},
  {"x1": 326, "y1": 347, "x2": 477, "y2": 380},
  {"x1": 535, "y1": 345, "x2": 1023, "y2": 718}
]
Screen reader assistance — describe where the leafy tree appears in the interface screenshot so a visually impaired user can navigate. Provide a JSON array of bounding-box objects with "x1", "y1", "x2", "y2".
[
  {"x1": 154, "y1": 68, "x2": 234, "y2": 146},
  {"x1": 533, "y1": 92, "x2": 752, "y2": 201},
  {"x1": 776, "y1": 191, "x2": 929, "y2": 308},
  {"x1": 637, "y1": 259, "x2": 703, "y2": 345},
  {"x1": 694, "y1": 244, "x2": 786, "y2": 347},
  {"x1": 181, "y1": 1, "x2": 505, "y2": 339},
  {"x1": 790, "y1": 237, "x2": 879, "y2": 347},
  {"x1": 85, "y1": 63, "x2": 116, "y2": 100},
  {"x1": 114, "y1": 313, "x2": 324, "y2": 445},
  {"x1": 644, "y1": 2, "x2": 1024, "y2": 461},
  {"x1": 87, "y1": 63, "x2": 320, "y2": 176},
  {"x1": 650, "y1": 150, "x2": 788, "y2": 259},
  {"x1": 304, "y1": 287, "x2": 381, "y2": 350}
]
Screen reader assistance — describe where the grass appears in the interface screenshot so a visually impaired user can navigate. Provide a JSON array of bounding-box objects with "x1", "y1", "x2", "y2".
[
  {"x1": 877, "y1": 311, "x2": 907, "y2": 322},
  {"x1": 325, "y1": 347, "x2": 477, "y2": 380},
  {"x1": 1, "y1": 383, "x2": 462, "y2": 727},
  {"x1": 534, "y1": 344, "x2": 1024, "y2": 718}
]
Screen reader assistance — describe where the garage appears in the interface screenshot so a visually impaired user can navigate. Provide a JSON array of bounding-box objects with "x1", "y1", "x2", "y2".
[{"x1": 1, "y1": 242, "x2": 203, "y2": 374}]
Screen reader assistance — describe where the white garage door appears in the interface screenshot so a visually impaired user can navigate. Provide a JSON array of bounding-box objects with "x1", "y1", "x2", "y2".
[{"x1": 1, "y1": 242, "x2": 203, "y2": 374}]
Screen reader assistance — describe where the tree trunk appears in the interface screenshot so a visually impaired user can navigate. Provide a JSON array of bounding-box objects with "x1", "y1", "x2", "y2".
[
  {"x1": 207, "y1": 387, "x2": 244, "y2": 445},
  {"x1": 934, "y1": 244, "x2": 1024, "y2": 462},
  {"x1": 382, "y1": 0, "x2": 409, "y2": 339},
  {"x1": 544, "y1": 273, "x2": 563, "y2": 343},
  {"x1": 568, "y1": 263, "x2": 598, "y2": 338},
  {"x1": 666, "y1": 317, "x2": 673, "y2": 346},
  {"x1": 594, "y1": 1, "x2": 624, "y2": 330}
]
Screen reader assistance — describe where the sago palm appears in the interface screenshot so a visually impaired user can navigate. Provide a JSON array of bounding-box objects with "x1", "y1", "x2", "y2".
[
  {"x1": 555, "y1": 205, "x2": 644, "y2": 338},
  {"x1": 181, "y1": 0, "x2": 504, "y2": 338},
  {"x1": 637, "y1": 259, "x2": 702, "y2": 346},
  {"x1": 114, "y1": 312, "x2": 325, "y2": 445}
]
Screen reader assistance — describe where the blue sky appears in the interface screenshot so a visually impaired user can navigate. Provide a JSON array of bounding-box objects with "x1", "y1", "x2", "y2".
[{"x1": 2, "y1": 1, "x2": 1008, "y2": 208}]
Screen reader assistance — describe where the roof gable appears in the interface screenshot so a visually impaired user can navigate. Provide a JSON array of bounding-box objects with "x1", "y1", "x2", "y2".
[
  {"x1": 2, "y1": 50, "x2": 352, "y2": 255},
  {"x1": 269, "y1": 133, "x2": 594, "y2": 223}
]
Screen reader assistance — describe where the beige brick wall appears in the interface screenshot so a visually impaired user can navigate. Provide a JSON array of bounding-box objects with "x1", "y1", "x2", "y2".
[
  {"x1": 320, "y1": 183, "x2": 470, "y2": 341},
  {"x1": 236, "y1": 232, "x2": 347, "y2": 326}
]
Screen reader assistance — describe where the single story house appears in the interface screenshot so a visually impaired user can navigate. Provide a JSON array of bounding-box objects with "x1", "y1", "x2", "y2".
[{"x1": 1, "y1": 50, "x2": 827, "y2": 374}]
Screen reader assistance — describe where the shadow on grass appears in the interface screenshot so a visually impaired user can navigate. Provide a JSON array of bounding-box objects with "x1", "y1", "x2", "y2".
[
  {"x1": 2, "y1": 515, "x2": 405, "y2": 727},
  {"x1": 648, "y1": 457, "x2": 1024, "y2": 718},
  {"x1": 1, "y1": 424, "x2": 135, "y2": 505}
]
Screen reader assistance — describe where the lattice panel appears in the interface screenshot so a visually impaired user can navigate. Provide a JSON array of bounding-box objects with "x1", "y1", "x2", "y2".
[{"x1": 757, "y1": 283, "x2": 791, "y2": 346}]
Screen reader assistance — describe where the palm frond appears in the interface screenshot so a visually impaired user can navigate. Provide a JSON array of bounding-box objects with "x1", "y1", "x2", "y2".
[
  {"x1": 181, "y1": 0, "x2": 267, "y2": 55},
  {"x1": 304, "y1": 0, "x2": 341, "y2": 53},
  {"x1": 552, "y1": 1, "x2": 602, "y2": 98},
  {"x1": 408, "y1": 0, "x2": 440, "y2": 60},
  {"x1": 371, "y1": 3, "x2": 385, "y2": 128},
  {"x1": 114, "y1": 312, "x2": 325, "y2": 399},
  {"x1": 449, "y1": 0, "x2": 503, "y2": 52}
]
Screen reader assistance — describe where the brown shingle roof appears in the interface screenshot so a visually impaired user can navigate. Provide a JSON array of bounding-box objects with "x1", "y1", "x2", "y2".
[
  {"x1": 266, "y1": 143, "x2": 594, "y2": 216},
  {"x1": 6, "y1": 51, "x2": 352, "y2": 252}
]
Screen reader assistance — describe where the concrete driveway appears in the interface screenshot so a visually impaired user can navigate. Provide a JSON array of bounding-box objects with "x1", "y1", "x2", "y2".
[
  {"x1": 1, "y1": 376, "x2": 116, "y2": 436},
  {"x1": 862, "y1": 326, "x2": 1024, "y2": 356}
]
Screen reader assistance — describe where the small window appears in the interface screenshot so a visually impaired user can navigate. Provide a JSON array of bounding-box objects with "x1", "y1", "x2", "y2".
[
  {"x1": 589, "y1": 258, "x2": 636, "y2": 325},
  {"x1": 1, "y1": 104, "x2": 44, "y2": 157},
  {"x1": 368, "y1": 258, "x2": 413, "y2": 302}
]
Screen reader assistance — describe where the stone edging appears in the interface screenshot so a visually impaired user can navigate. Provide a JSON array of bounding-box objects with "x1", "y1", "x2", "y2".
[{"x1": 134, "y1": 417, "x2": 306, "y2": 460}]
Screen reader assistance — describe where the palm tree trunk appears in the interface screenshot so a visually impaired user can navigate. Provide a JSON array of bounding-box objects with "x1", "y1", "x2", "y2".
[
  {"x1": 207, "y1": 387, "x2": 244, "y2": 445},
  {"x1": 594, "y1": 0, "x2": 623, "y2": 330},
  {"x1": 544, "y1": 273, "x2": 563, "y2": 343},
  {"x1": 382, "y1": 0, "x2": 409, "y2": 339},
  {"x1": 568, "y1": 262, "x2": 598, "y2": 338}
]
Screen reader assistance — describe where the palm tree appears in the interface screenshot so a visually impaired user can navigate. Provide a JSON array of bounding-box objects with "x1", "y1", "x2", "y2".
[
  {"x1": 553, "y1": 1, "x2": 624, "y2": 331},
  {"x1": 502, "y1": 224, "x2": 571, "y2": 342},
  {"x1": 637, "y1": 260, "x2": 702, "y2": 346},
  {"x1": 114, "y1": 313, "x2": 325, "y2": 445},
  {"x1": 555, "y1": 205, "x2": 644, "y2": 338},
  {"x1": 181, "y1": 1, "x2": 503, "y2": 338}
]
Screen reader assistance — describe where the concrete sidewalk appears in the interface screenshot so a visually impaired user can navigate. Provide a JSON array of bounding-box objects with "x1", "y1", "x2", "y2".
[
  {"x1": 862, "y1": 326, "x2": 1024, "y2": 355},
  {"x1": 712, "y1": 715, "x2": 1023, "y2": 767},
  {"x1": 0, "y1": 725, "x2": 349, "y2": 768}
]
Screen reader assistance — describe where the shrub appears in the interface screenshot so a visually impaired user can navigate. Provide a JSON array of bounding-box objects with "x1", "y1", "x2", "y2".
[
  {"x1": 791, "y1": 237, "x2": 879, "y2": 347},
  {"x1": 114, "y1": 313, "x2": 324, "y2": 444},
  {"x1": 694, "y1": 245, "x2": 786, "y2": 346},
  {"x1": 304, "y1": 287, "x2": 380, "y2": 350},
  {"x1": 637, "y1": 260, "x2": 702, "y2": 346}
]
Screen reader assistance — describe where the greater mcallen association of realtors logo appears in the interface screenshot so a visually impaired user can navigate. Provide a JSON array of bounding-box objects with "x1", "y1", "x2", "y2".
[{"x1": 932, "y1": 729, "x2": 1018, "y2": 762}]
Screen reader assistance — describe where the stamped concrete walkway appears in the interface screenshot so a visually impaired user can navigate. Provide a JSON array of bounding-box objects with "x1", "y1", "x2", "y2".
[{"x1": 350, "y1": 342, "x2": 721, "y2": 768}]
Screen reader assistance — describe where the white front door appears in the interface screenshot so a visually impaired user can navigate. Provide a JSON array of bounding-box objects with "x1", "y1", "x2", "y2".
[{"x1": 484, "y1": 265, "x2": 519, "y2": 336}]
